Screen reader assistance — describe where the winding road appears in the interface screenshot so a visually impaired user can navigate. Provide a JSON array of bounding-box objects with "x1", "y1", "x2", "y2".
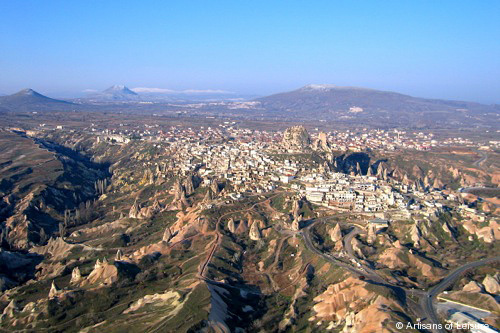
[
  {"x1": 299, "y1": 217, "x2": 500, "y2": 333},
  {"x1": 198, "y1": 194, "x2": 500, "y2": 333},
  {"x1": 421, "y1": 256, "x2": 500, "y2": 333}
]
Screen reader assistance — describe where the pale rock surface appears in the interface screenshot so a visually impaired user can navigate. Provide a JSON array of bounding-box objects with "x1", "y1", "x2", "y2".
[
  {"x1": 282, "y1": 126, "x2": 311, "y2": 151},
  {"x1": 123, "y1": 290, "x2": 181, "y2": 314},
  {"x1": 312, "y1": 277, "x2": 401, "y2": 333},
  {"x1": 462, "y1": 280, "x2": 483, "y2": 293},
  {"x1": 80, "y1": 260, "x2": 119, "y2": 286},
  {"x1": 329, "y1": 224, "x2": 342, "y2": 242},
  {"x1": 70, "y1": 267, "x2": 82, "y2": 285},
  {"x1": 249, "y1": 221, "x2": 262, "y2": 241},
  {"x1": 227, "y1": 218, "x2": 236, "y2": 233},
  {"x1": 483, "y1": 275, "x2": 500, "y2": 294}
]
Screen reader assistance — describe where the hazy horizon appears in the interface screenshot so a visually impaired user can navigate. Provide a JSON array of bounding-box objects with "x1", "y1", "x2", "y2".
[{"x1": 1, "y1": 1, "x2": 499, "y2": 103}]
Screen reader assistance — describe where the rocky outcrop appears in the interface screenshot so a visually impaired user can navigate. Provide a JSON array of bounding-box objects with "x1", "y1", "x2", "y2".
[
  {"x1": 291, "y1": 217, "x2": 301, "y2": 231},
  {"x1": 329, "y1": 224, "x2": 342, "y2": 242},
  {"x1": 315, "y1": 132, "x2": 331, "y2": 151},
  {"x1": 410, "y1": 224, "x2": 422, "y2": 248},
  {"x1": 115, "y1": 249, "x2": 123, "y2": 261},
  {"x1": 203, "y1": 189, "x2": 214, "y2": 203},
  {"x1": 366, "y1": 224, "x2": 376, "y2": 245},
  {"x1": 129, "y1": 198, "x2": 162, "y2": 219},
  {"x1": 70, "y1": 267, "x2": 82, "y2": 285},
  {"x1": 462, "y1": 219, "x2": 500, "y2": 243},
  {"x1": 378, "y1": 246, "x2": 443, "y2": 282},
  {"x1": 312, "y1": 277, "x2": 403, "y2": 333},
  {"x1": 462, "y1": 280, "x2": 483, "y2": 293},
  {"x1": 482, "y1": 275, "x2": 500, "y2": 294},
  {"x1": 184, "y1": 175, "x2": 196, "y2": 196},
  {"x1": 1, "y1": 300, "x2": 19, "y2": 319},
  {"x1": 432, "y1": 177, "x2": 443, "y2": 189},
  {"x1": 129, "y1": 199, "x2": 141, "y2": 218},
  {"x1": 123, "y1": 290, "x2": 181, "y2": 314},
  {"x1": 351, "y1": 237, "x2": 365, "y2": 258},
  {"x1": 140, "y1": 168, "x2": 154, "y2": 185},
  {"x1": 31, "y1": 237, "x2": 78, "y2": 261},
  {"x1": 80, "y1": 259, "x2": 119, "y2": 286},
  {"x1": 292, "y1": 199, "x2": 301, "y2": 220},
  {"x1": 162, "y1": 227, "x2": 173, "y2": 243},
  {"x1": 210, "y1": 180, "x2": 220, "y2": 196},
  {"x1": 249, "y1": 221, "x2": 262, "y2": 241},
  {"x1": 48, "y1": 280, "x2": 61, "y2": 298},
  {"x1": 442, "y1": 222, "x2": 453, "y2": 237},
  {"x1": 227, "y1": 218, "x2": 236, "y2": 233},
  {"x1": 282, "y1": 126, "x2": 311, "y2": 151},
  {"x1": 173, "y1": 179, "x2": 184, "y2": 201}
]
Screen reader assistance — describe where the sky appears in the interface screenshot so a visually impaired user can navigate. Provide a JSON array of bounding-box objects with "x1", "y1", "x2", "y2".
[{"x1": 1, "y1": 0, "x2": 499, "y2": 103}]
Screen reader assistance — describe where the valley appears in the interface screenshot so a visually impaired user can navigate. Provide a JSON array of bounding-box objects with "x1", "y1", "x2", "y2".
[{"x1": 0, "y1": 115, "x2": 498, "y2": 332}]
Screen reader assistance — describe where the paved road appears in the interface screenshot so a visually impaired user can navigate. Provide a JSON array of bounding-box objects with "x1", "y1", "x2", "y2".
[
  {"x1": 342, "y1": 225, "x2": 364, "y2": 259},
  {"x1": 473, "y1": 150, "x2": 488, "y2": 167},
  {"x1": 299, "y1": 217, "x2": 500, "y2": 333},
  {"x1": 421, "y1": 256, "x2": 500, "y2": 333}
]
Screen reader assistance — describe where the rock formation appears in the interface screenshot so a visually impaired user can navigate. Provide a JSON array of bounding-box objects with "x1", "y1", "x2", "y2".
[
  {"x1": 366, "y1": 224, "x2": 376, "y2": 245},
  {"x1": 184, "y1": 175, "x2": 195, "y2": 196},
  {"x1": 31, "y1": 236, "x2": 77, "y2": 261},
  {"x1": 442, "y1": 222, "x2": 453, "y2": 237},
  {"x1": 282, "y1": 126, "x2": 311, "y2": 151},
  {"x1": 410, "y1": 224, "x2": 422, "y2": 248},
  {"x1": 115, "y1": 249, "x2": 123, "y2": 261},
  {"x1": 173, "y1": 179, "x2": 184, "y2": 201},
  {"x1": 2, "y1": 300, "x2": 19, "y2": 319},
  {"x1": 203, "y1": 189, "x2": 214, "y2": 203},
  {"x1": 329, "y1": 224, "x2": 342, "y2": 242},
  {"x1": 249, "y1": 221, "x2": 262, "y2": 241},
  {"x1": 462, "y1": 219, "x2": 499, "y2": 243},
  {"x1": 70, "y1": 267, "x2": 82, "y2": 285},
  {"x1": 462, "y1": 280, "x2": 483, "y2": 293},
  {"x1": 227, "y1": 218, "x2": 236, "y2": 233},
  {"x1": 81, "y1": 259, "x2": 119, "y2": 286},
  {"x1": 151, "y1": 198, "x2": 161, "y2": 214},
  {"x1": 48, "y1": 280, "x2": 61, "y2": 298},
  {"x1": 482, "y1": 275, "x2": 500, "y2": 294},
  {"x1": 292, "y1": 198, "x2": 301, "y2": 220},
  {"x1": 162, "y1": 227, "x2": 173, "y2": 243},
  {"x1": 312, "y1": 277, "x2": 403, "y2": 333},
  {"x1": 291, "y1": 216, "x2": 301, "y2": 231},
  {"x1": 210, "y1": 180, "x2": 220, "y2": 195},
  {"x1": 351, "y1": 237, "x2": 365, "y2": 258},
  {"x1": 314, "y1": 132, "x2": 331, "y2": 151},
  {"x1": 129, "y1": 199, "x2": 141, "y2": 219}
]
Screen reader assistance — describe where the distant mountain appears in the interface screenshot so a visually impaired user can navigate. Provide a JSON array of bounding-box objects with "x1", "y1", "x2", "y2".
[
  {"x1": 81, "y1": 85, "x2": 254, "y2": 103},
  {"x1": 131, "y1": 87, "x2": 255, "y2": 102},
  {"x1": 256, "y1": 84, "x2": 499, "y2": 127},
  {"x1": 85, "y1": 85, "x2": 139, "y2": 102},
  {"x1": 0, "y1": 89, "x2": 73, "y2": 112}
]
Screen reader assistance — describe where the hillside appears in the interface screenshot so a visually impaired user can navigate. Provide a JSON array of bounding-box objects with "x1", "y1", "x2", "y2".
[
  {"x1": 256, "y1": 84, "x2": 500, "y2": 127},
  {"x1": 0, "y1": 89, "x2": 73, "y2": 112}
]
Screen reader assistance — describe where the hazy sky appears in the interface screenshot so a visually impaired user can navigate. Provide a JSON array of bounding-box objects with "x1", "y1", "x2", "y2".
[{"x1": 1, "y1": 1, "x2": 499, "y2": 102}]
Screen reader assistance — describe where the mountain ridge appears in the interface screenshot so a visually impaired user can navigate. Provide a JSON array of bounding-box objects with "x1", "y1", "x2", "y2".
[{"x1": 255, "y1": 84, "x2": 499, "y2": 126}]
